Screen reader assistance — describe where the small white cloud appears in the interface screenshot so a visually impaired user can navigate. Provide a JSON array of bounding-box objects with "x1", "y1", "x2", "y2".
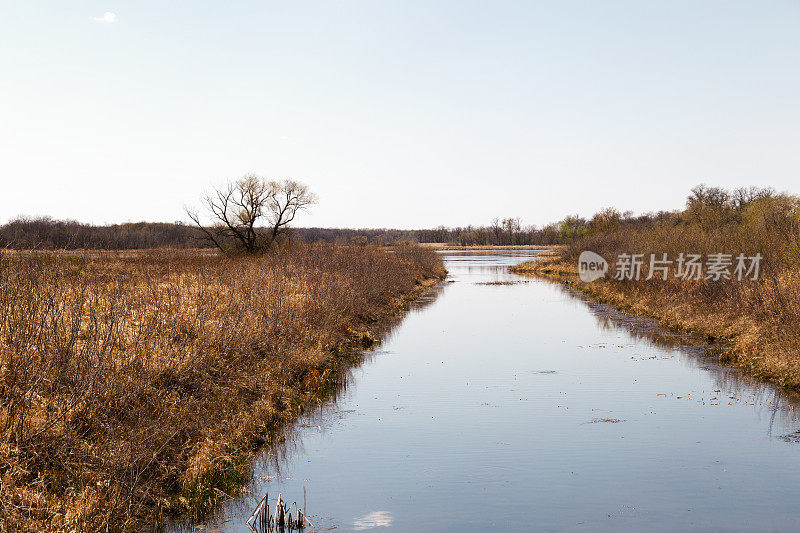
[{"x1": 93, "y1": 12, "x2": 117, "y2": 23}]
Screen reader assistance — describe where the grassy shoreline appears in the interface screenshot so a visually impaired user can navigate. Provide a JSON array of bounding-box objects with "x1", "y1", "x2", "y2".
[
  {"x1": 511, "y1": 254, "x2": 800, "y2": 390},
  {"x1": 175, "y1": 272, "x2": 444, "y2": 529},
  {"x1": 1, "y1": 244, "x2": 446, "y2": 532}
]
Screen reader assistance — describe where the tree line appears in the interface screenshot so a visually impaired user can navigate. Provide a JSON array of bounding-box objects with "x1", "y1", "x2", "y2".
[
  {"x1": 0, "y1": 174, "x2": 577, "y2": 250},
  {"x1": 5, "y1": 182, "x2": 777, "y2": 250},
  {"x1": 0, "y1": 212, "x2": 697, "y2": 250},
  {"x1": 0, "y1": 217, "x2": 572, "y2": 249}
]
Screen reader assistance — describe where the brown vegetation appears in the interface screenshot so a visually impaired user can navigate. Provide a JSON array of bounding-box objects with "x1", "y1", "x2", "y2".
[
  {"x1": 0, "y1": 243, "x2": 445, "y2": 531},
  {"x1": 512, "y1": 186, "x2": 800, "y2": 389}
]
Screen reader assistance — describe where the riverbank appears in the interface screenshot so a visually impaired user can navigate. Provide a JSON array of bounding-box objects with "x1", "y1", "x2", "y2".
[
  {"x1": 419, "y1": 243, "x2": 566, "y2": 252},
  {"x1": 512, "y1": 253, "x2": 800, "y2": 391},
  {"x1": 0, "y1": 244, "x2": 445, "y2": 532},
  {"x1": 191, "y1": 249, "x2": 800, "y2": 531}
]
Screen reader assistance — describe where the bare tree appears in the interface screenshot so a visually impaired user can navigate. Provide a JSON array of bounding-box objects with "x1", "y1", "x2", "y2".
[
  {"x1": 501, "y1": 217, "x2": 521, "y2": 245},
  {"x1": 186, "y1": 175, "x2": 316, "y2": 254}
]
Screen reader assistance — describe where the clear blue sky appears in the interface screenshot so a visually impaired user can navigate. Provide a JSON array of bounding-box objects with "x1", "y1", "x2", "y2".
[{"x1": 1, "y1": 1, "x2": 798, "y2": 228}]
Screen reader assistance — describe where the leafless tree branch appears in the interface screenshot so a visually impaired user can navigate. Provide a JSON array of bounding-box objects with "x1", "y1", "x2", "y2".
[{"x1": 186, "y1": 175, "x2": 316, "y2": 254}]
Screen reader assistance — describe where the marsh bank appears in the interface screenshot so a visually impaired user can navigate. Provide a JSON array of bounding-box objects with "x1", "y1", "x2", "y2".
[{"x1": 188, "y1": 250, "x2": 800, "y2": 532}]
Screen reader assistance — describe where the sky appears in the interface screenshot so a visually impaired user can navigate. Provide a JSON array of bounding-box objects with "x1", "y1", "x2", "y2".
[{"x1": 1, "y1": 1, "x2": 798, "y2": 229}]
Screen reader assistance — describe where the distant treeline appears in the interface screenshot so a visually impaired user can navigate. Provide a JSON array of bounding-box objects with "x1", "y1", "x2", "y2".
[
  {"x1": 16, "y1": 208, "x2": 744, "y2": 249},
  {"x1": 2, "y1": 188, "x2": 786, "y2": 250},
  {"x1": 0, "y1": 216, "x2": 591, "y2": 249},
  {"x1": 0, "y1": 218, "x2": 200, "y2": 250}
]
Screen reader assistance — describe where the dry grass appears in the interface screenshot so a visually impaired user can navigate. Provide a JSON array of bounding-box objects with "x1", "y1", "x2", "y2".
[
  {"x1": 0, "y1": 243, "x2": 445, "y2": 532},
  {"x1": 512, "y1": 195, "x2": 800, "y2": 389},
  {"x1": 511, "y1": 255, "x2": 577, "y2": 276}
]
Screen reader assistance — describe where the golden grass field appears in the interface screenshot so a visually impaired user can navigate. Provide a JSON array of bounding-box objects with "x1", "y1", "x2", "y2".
[{"x1": 0, "y1": 243, "x2": 445, "y2": 531}]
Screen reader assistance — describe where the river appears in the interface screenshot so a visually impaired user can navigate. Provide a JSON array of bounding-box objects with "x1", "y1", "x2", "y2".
[{"x1": 187, "y1": 250, "x2": 800, "y2": 532}]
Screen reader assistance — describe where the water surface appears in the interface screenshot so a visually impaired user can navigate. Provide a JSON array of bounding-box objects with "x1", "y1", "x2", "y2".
[{"x1": 193, "y1": 250, "x2": 800, "y2": 532}]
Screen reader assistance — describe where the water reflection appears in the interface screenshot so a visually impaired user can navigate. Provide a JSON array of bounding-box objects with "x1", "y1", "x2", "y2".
[
  {"x1": 353, "y1": 510, "x2": 393, "y2": 530},
  {"x1": 549, "y1": 282, "x2": 800, "y2": 437},
  {"x1": 183, "y1": 250, "x2": 800, "y2": 533},
  {"x1": 169, "y1": 281, "x2": 447, "y2": 533}
]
